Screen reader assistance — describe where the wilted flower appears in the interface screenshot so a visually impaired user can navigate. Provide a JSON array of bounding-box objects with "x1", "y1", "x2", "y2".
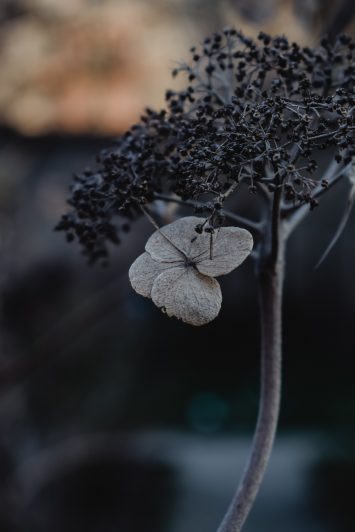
[{"x1": 129, "y1": 216, "x2": 253, "y2": 325}]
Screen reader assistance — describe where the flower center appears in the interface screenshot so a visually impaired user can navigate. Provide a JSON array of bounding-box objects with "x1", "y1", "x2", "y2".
[{"x1": 185, "y1": 257, "x2": 196, "y2": 268}]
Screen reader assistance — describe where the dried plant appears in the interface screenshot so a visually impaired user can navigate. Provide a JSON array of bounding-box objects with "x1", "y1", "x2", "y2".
[
  {"x1": 129, "y1": 215, "x2": 253, "y2": 325},
  {"x1": 57, "y1": 29, "x2": 355, "y2": 531}
]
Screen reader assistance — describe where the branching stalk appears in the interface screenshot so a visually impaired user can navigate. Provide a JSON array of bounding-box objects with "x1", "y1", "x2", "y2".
[
  {"x1": 282, "y1": 160, "x2": 351, "y2": 237},
  {"x1": 153, "y1": 193, "x2": 262, "y2": 234},
  {"x1": 217, "y1": 194, "x2": 285, "y2": 532}
]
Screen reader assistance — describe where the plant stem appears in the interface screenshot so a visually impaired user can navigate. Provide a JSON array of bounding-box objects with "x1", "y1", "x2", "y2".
[
  {"x1": 217, "y1": 200, "x2": 285, "y2": 532},
  {"x1": 153, "y1": 193, "x2": 262, "y2": 234}
]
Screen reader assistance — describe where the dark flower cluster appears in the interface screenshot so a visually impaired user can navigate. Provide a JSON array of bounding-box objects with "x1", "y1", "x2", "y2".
[{"x1": 57, "y1": 30, "x2": 355, "y2": 263}]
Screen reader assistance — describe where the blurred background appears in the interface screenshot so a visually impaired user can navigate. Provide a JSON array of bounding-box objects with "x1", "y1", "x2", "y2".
[{"x1": 0, "y1": 1, "x2": 355, "y2": 531}]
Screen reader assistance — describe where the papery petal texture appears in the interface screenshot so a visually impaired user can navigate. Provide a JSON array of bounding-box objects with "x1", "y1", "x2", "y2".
[
  {"x1": 151, "y1": 266, "x2": 222, "y2": 326},
  {"x1": 128, "y1": 252, "x2": 179, "y2": 298},
  {"x1": 195, "y1": 227, "x2": 253, "y2": 277},
  {"x1": 146, "y1": 216, "x2": 208, "y2": 262},
  {"x1": 129, "y1": 216, "x2": 254, "y2": 326}
]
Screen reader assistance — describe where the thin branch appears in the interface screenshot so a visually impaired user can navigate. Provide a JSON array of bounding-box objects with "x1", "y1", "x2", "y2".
[
  {"x1": 153, "y1": 193, "x2": 262, "y2": 234},
  {"x1": 315, "y1": 181, "x2": 355, "y2": 268},
  {"x1": 281, "y1": 160, "x2": 350, "y2": 218},
  {"x1": 220, "y1": 180, "x2": 240, "y2": 200},
  {"x1": 139, "y1": 205, "x2": 188, "y2": 259},
  {"x1": 283, "y1": 160, "x2": 351, "y2": 237}
]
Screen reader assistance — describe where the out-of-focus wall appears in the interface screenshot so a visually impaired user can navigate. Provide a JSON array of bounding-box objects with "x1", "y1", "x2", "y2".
[{"x1": 0, "y1": 0, "x2": 192, "y2": 135}]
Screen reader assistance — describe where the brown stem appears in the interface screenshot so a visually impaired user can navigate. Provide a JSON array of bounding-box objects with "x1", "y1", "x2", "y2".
[{"x1": 217, "y1": 197, "x2": 285, "y2": 532}]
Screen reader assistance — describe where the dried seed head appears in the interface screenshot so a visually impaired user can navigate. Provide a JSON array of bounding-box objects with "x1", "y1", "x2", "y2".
[{"x1": 57, "y1": 31, "x2": 355, "y2": 263}]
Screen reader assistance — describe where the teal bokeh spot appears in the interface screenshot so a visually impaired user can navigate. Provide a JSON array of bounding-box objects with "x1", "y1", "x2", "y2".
[{"x1": 187, "y1": 392, "x2": 230, "y2": 433}]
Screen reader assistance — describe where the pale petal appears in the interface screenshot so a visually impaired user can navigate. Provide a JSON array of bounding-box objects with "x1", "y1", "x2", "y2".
[
  {"x1": 129, "y1": 252, "x2": 178, "y2": 298},
  {"x1": 151, "y1": 267, "x2": 222, "y2": 326},
  {"x1": 195, "y1": 227, "x2": 253, "y2": 277},
  {"x1": 146, "y1": 216, "x2": 208, "y2": 263}
]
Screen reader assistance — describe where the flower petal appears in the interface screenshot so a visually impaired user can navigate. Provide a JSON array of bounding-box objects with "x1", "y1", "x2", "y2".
[
  {"x1": 195, "y1": 227, "x2": 253, "y2": 277},
  {"x1": 146, "y1": 216, "x2": 207, "y2": 263},
  {"x1": 151, "y1": 267, "x2": 222, "y2": 326},
  {"x1": 129, "y1": 252, "x2": 178, "y2": 298}
]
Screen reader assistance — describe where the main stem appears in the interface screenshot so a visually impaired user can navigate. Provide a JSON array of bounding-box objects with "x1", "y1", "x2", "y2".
[{"x1": 217, "y1": 201, "x2": 285, "y2": 532}]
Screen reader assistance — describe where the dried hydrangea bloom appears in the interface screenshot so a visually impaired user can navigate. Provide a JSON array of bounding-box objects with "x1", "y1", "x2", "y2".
[{"x1": 129, "y1": 216, "x2": 253, "y2": 326}]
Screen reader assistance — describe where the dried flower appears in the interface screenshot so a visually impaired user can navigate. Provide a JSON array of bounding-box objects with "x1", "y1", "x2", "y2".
[
  {"x1": 129, "y1": 216, "x2": 253, "y2": 325},
  {"x1": 55, "y1": 28, "x2": 355, "y2": 530},
  {"x1": 57, "y1": 30, "x2": 355, "y2": 264}
]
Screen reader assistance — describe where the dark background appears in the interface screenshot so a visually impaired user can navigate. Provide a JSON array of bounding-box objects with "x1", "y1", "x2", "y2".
[{"x1": 0, "y1": 1, "x2": 355, "y2": 531}]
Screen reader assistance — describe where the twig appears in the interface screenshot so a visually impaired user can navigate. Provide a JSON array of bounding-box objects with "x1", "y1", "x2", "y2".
[
  {"x1": 281, "y1": 160, "x2": 350, "y2": 219},
  {"x1": 140, "y1": 204, "x2": 187, "y2": 259},
  {"x1": 315, "y1": 181, "x2": 355, "y2": 268},
  {"x1": 282, "y1": 161, "x2": 351, "y2": 238},
  {"x1": 153, "y1": 193, "x2": 262, "y2": 234}
]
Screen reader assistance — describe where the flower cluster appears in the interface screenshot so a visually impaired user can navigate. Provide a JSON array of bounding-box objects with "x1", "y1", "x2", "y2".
[{"x1": 57, "y1": 30, "x2": 355, "y2": 263}]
